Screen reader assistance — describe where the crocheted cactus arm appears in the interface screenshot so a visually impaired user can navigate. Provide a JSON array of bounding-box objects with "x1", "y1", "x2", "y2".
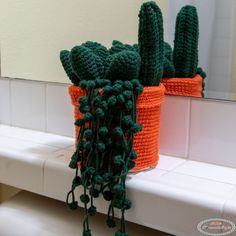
[
  {"x1": 196, "y1": 67, "x2": 207, "y2": 79},
  {"x1": 173, "y1": 5, "x2": 199, "y2": 78},
  {"x1": 105, "y1": 51, "x2": 141, "y2": 81},
  {"x1": 163, "y1": 57, "x2": 175, "y2": 78},
  {"x1": 138, "y1": 1, "x2": 164, "y2": 86},
  {"x1": 110, "y1": 40, "x2": 139, "y2": 54},
  {"x1": 164, "y1": 42, "x2": 173, "y2": 61},
  {"x1": 82, "y1": 41, "x2": 110, "y2": 65},
  {"x1": 60, "y1": 50, "x2": 80, "y2": 85},
  {"x1": 70, "y1": 45, "x2": 104, "y2": 81}
]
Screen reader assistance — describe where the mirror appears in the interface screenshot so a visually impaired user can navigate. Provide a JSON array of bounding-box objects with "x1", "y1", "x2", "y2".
[
  {"x1": 0, "y1": 0, "x2": 235, "y2": 101},
  {"x1": 168, "y1": 0, "x2": 236, "y2": 100}
]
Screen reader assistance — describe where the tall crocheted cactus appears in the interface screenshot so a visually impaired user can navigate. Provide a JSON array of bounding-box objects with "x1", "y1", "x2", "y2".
[
  {"x1": 138, "y1": 1, "x2": 164, "y2": 86},
  {"x1": 173, "y1": 5, "x2": 199, "y2": 78}
]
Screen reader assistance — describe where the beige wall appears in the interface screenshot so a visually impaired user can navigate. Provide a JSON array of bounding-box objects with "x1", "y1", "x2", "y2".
[{"x1": 0, "y1": 0, "x2": 168, "y2": 83}]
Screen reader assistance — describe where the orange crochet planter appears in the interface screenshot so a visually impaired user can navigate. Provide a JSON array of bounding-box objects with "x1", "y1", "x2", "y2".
[
  {"x1": 68, "y1": 84, "x2": 165, "y2": 172},
  {"x1": 161, "y1": 74, "x2": 203, "y2": 97}
]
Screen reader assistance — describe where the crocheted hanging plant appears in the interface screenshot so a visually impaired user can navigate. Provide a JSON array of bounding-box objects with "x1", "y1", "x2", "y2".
[{"x1": 61, "y1": 43, "x2": 143, "y2": 236}]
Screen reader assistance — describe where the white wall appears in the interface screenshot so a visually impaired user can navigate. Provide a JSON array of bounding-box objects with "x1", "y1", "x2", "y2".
[{"x1": 0, "y1": 0, "x2": 167, "y2": 83}]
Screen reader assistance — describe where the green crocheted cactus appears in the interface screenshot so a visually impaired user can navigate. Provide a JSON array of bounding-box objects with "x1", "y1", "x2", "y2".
[
  {"x1": 164, "y1": 42, "x2": 173, "y2": 61},
  {"x1": 70, "y1": 46, "x2": 104, "y2": 81},
  {"x1": 110, "y1": 40, "x2": 139, "y2": 54},
  {"x1": 163, "y1": 42, "x2": 175, "y2": 78},
  {"x1": 105, "y1": 51, "x2": 141, "y2": 81},
  {"x1": 60, "y1": 50, "x2": 80, "y2": 85},
  {"x1": 82, "y1": 41, "x2": 110, "y2": 64},
  {"x1": 173, "y1": 5, "x2": 199, "y2": 78},
  {"x1": 138, "y1": 1, "x2": 164, "y2": 86}
]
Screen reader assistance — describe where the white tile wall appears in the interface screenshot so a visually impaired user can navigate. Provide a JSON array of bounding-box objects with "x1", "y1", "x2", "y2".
[
  {"x1": 2, "y1": 78, "x2": 236, "y2": 168},
  {"x1": 0, "y1": 78, "x2": 11, "y2": 125},
  {"x1": 11, "y1": 79, "x2": 46, "y2": 131},
  {"x1": 189, "y1": 98, "x2": 236, "y2": 168},
  {"x1": 159, "y1": 96, "x2": 190, "y2": 158},
  {"x1": 0, "y1": 78, "x2": 75, "y2": 138},
  {"x1": 46, "y1": 84, "x2": 74, "y2": 137}
]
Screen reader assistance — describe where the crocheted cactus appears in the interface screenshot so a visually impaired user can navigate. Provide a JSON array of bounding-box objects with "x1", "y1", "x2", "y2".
[
  {"x1": 173, "y1": 5, "x2": 199, "y2": 78},
  {"x1": 138, "y1": 1, "x2": 164, "y2": 86},
  {"x1": 110, "y1": 40, "x2": 139, "y2": 54},
  {"x1": 70, "y1": 46, "x2": 104, "y2": 81},
  {"x1": 105, "y1": 51, "x2": 141, "y2": 81},
  {"x1": 60, "y1": 50, "x2": 80, "y2": 85},
  {"x1": 163, "y1": 42, "x2": 175, "y2": 78},
  {"x1": 82, "y1": 41, "x2": 110, "y2": 64},
  {"x1": 164, "y1": 42, "x2": 173, "y2": 61}
]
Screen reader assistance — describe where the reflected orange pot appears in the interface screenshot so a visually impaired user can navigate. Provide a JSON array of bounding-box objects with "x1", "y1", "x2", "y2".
[{"x1": 161, "y1": 74, "x2": 203, "y2": 97}]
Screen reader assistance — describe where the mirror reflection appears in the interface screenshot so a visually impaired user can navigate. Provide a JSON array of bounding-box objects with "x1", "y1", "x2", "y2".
[{"x1": 168, "y1": 0, "x2": 236, "y2": 100}]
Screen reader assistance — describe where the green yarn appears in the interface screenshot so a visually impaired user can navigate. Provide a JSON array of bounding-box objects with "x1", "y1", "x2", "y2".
[
  {"x1": 60, "y1": 50, "x2": 80, "y2": 85},
  {"x1": 123, "y1": 91, "x2": 132, "y2": 100},
  {"x1": 83, "y1": 230, "x2": 92, "y2": 236},
  {"x1": 196, "y1": 67, "x2": 207, "y2": 79},
  {"x1": 163, "y1": 57, "x2": 175, "y2": 78},
  {"x1": 125, "y1": 100, "x2": 133, "y2": 112},
  {"x1": 103, "y1": 191, "x2": 113, "y2": 201},
  {"x1": 173, "y1": 5, "x2": 199, "y2": 78},
  {"x1": 122, "y1": 116, "x2": 133, "y2": 127},
  {"x1": 72, "y1": 176, "x2": 81, "y2": 188},
  {"x1": 89, "y1": 189, "x2": 99, "y2": 198},
  {"x1": 117, "y1": 94, "x2": 125, "y2": 104},
  {"x1": 131, "y1": 123, "x2": 142, "y2": 133},
  {"x1": 164, "y1": 42, "x2": 173, "y2": 61},
  {"x1": 84, "y1": 129, "x2": 93, "y2": 140},
  {"x1": 98, "y1": 127, "x2": 108, "y2": 137},
  {"x1": 112, "y1": 184, "x2": 125, "y2": 196},
  {"x1": 82, "y1": 41, "x2": 109, "y2": 65},
  {"x1": 68, "y1": 201, "x2": 78, "y2": 210},
  {"x1": 123, "y1": 81, "x2": 133, "y2": 91},
  {"x1": 106, "y1": 218, "x2": 116, "y2": 228},
  {"x1": 113, "y1": 127, "x2": 123, "y2": 138},
  {"x1": 107, "y1": 96, "x2": 117, "y2": 107},
  {"x1": 97, "y1": 142, "x2": 106, "y2": 153},
  {"x1": 79, "y1": 80, "x2": 88, "y2": 89},
  {"x1": 95, "y1": 108, "x2": 105, "y2": 119},
  {"x1": 70, "y1": 46, "x2": 104, "y2": 81},
  {"x1": 105, "y1": 51, "x2": 141, "y2": 82},
  {"x1": 138, "y1": 1, "x2": 164, "y2": 86},
  {"x1": 110, "y1": 40, "x2": 138, "y2": 54},
  {"x1": 115, "y1": 231, "x2": 127, "y2": 236},
  {"x1": 88, "y1": 206, "x2": 97, "y2": 216},
  {"x1": 80, "y1": 194, "x2": 90, "y2": 204}
]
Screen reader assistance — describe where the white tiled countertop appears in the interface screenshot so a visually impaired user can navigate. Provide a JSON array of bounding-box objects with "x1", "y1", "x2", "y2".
[{"x1": 0, "y1": 125, "x2": 236, "y2": 236}]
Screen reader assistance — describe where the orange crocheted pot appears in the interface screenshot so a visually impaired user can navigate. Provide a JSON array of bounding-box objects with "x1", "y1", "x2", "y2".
[
  {"x1": 161, "y1": 74, "x2": 203, "y2": 97},
  {"x1": 68, "y1": 84, "x2": 165, "y2": 172}
]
